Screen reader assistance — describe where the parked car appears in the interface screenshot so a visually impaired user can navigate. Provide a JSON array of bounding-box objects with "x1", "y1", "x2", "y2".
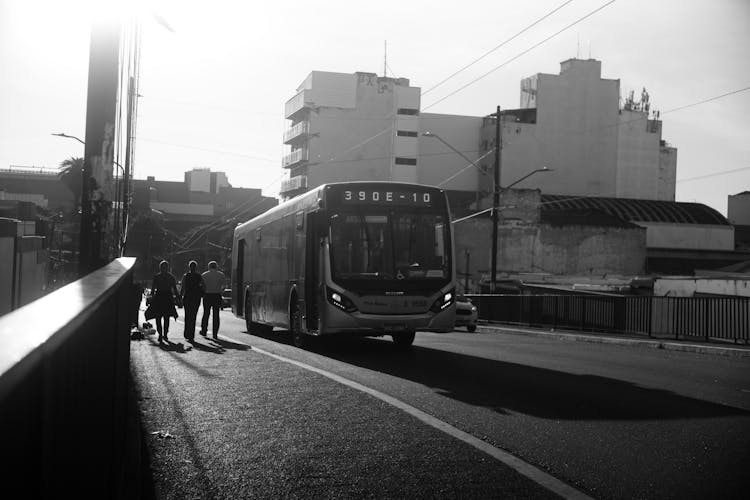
[
  {"x1": 221, "y1": 288, "x2": 232, "y2": 309},
  {"x1": 454, "y1": 295, "x2": 478, "y2": 332}
]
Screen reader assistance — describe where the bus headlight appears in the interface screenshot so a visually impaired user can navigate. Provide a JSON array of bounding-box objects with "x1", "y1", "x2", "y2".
[
  {"x1": 430, "y1": 289, "x2": 454, "y2": 313},
  {"x1": 327, "y1": 288, "x2": 358, "y2": 313}
]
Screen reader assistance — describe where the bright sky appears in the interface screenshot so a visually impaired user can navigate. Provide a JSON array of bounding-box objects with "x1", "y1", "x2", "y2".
[{"x1": 1, "y1": 0, "x2": 748, "y2": 216}]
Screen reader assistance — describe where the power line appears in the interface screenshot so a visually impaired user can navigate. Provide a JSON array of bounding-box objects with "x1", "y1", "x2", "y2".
[
  {"x1": 676, "y1": 166, "x2": 750, "y2": 183},
  {"x1": 662, "y1": 86, "x2": 750, "y2": 115},
  {"x1": 422, "y1": 0, "x2": 575, "y2": 96},
  {"x1": 136, "y1": 136, "x2": 278, "y2": 163},
  {"x1": 423, "y1": 0, "x2": 618, "y2": 111},
  {"x1": 175, "y1": 173, "x2": 285, "y2": 251}
]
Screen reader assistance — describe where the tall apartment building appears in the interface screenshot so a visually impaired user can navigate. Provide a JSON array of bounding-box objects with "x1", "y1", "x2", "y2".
[
  {"x1": 477, "y1": 58, "x2": 677, "y2": 201},
  {"x1": 281, "y1": 71, "x2": 420, "y2": 199}
]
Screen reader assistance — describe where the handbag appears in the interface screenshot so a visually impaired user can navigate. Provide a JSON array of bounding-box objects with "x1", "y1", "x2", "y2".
[{"x1": 144, "y1": 303, "x2": 156, "y2": 320}]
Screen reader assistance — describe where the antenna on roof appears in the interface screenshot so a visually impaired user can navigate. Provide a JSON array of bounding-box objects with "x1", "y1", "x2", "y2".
[
  {"x1": 384, "y1": 40, "x2": 387, "y2": 77},
  {"x1": 576, "y1": 34, "x2": 580, "y2": 58},
  {"x1": 588, "y1": 40, "x2": 592, "y2": 59}
]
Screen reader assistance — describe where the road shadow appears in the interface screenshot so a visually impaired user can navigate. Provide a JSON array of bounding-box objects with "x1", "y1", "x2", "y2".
[
  {"x1": 315, "y1": 336, "x2": 749, "y2": 421},
  {"x1": 206, "y1": 336, "x2": 251, "y2": 351},
  {"x1": 245, "y1": 326, "x2": 294, "y2": 346}
]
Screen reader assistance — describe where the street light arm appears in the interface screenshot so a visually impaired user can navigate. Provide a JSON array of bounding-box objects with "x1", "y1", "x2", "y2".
[
  {"x1": 501, "y1": 167, "x2": 553, "y2": 191},
  {"x1": 51, "y1": 132, "x2": 85, "y2": 145},
  {"x1": 423, "y1": 131, "x2": 489, "y2": 177}
]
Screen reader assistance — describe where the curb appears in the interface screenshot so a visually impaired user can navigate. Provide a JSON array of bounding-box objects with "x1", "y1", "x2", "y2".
[{"x1": 477, "y1": 324, "x2": 750, "y2": 358}]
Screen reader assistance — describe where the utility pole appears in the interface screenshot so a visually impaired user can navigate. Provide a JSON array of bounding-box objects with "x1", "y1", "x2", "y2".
[
  {"x1": 490, "y1": 105, "x2": 502, "y2": 293},
  {"x1": 121, "y1": 76, "x2": 136, "y2": 255},
  {"x1": 79, "y1": 15, "x2": 120, "y2": 276}
]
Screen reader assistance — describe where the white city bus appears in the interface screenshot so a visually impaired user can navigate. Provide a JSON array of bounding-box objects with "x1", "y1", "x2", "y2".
[{"x1": 231, "y1": 181, "x2": 456, "y2": 348}]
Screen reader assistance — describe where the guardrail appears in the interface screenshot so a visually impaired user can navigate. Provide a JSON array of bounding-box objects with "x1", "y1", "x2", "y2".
[
  {"x1": 467, "y1": 294, "x2": 750, "y2": 343},
  {"x1": 0, "y1": 257, "x2": 136, "y2": 498}
]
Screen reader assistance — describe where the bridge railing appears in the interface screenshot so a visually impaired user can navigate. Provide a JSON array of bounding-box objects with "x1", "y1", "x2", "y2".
[
  {"x1": 467, "y1": 294, "x2": 750, "y2": 344},
  {"x1": 0, "y1": 257, "x2": 136, "y2": 498}
]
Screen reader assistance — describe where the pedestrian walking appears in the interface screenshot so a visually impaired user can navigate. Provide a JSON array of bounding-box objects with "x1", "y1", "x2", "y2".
[
  {"x1": 180, "y1": 260, "x2": 204, "y2": 342},
  {"x1": 131, "y1": 280, "x2": 144, "y2": 329},
  {"x1": 147, "y1": 260, "x2": 179, "y2": 343},
  {"x1": 200, "y1": 260, "x2": 225, "y2": 339}
]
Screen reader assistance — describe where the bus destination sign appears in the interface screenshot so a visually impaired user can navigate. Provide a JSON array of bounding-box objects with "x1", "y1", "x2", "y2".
[{"x1": 341, "y1": 189, "x2": 434, "y2": 206}]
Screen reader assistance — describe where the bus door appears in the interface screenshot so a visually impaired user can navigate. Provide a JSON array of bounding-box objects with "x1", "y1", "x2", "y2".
[
  {"x1": 235, "y1": 239, "x2": 245, "y2": 316},
  {"x1": 305, "y1": 211, "x2": 322, "y2": 331}
]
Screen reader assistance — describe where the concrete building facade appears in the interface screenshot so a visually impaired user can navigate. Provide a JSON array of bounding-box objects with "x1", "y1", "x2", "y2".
[
  {"x1": 282, "y1": 71, "x2": 420, "y2": 199},
  {"x1": 281, "y1": 60, "x2": 678, "y2": 206},
  {"x1": 478, "y1": 59, "x2": 677, "y2": 201},
  {"x1": 728, "y1": 191, "x2": 750, "y2": 225},
  {"x1": 0, "y1": 166, "x2": 75, "y2": 212}
]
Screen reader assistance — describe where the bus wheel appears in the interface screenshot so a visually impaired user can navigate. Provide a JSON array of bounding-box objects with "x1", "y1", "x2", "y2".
[
  {"x1": 392, "y1": 331, "x2": 415, "y2": 348},
  {"x1": 291, "y1": 302, "x2": 308, "y2": 349}
]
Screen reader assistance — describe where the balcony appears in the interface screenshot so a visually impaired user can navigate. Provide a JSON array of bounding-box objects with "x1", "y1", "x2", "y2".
[
  {"x1": 282, "y1": 148, "x2": 308, "y2": 169},
  {"x1": 283, "y1": 121, "x2": 310, "y2": 144},
  {"x1": 285, "y1": 90, "x2": 313, "y2": 119},
  {"x1": 280, "y1": 175, "x2": 308, "y2": 195}
]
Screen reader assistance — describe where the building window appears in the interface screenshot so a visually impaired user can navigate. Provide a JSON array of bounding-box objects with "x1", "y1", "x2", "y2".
[
  {"x1": 290, "y1": 165, "x2": 307, "y2": 177},
  {"x1": 394, "y1": 157, "x2": 417, "y2": 166},
  {"x1": 397, "y1": 108, "x2": 419, "y2": 116},
  {"x1": 397, "y1": 130, "x2": 418, "y2": 137}
]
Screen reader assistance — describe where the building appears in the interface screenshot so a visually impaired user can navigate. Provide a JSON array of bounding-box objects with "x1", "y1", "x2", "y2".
[
  {"x1": 280, "y1": 62, "x2": 750, "y2": 280},
  {"x1": 481, "y1": 59, "x2": 676, "y2": 202},
  {"x1": 0, "y1": 166, "x2": 75, "y2": 213},
  {"x1": 282, "y1": 71, "x2": 421, "y2": 199},
  {"x1": 281, "y1": 60, "x2": 677, "y2": 206},
  {"x1": 127, "y1": 168, "x2": 278, "y2": 280},
  {"x1": 728, "y1": 191, "x2": 750, "y2": 251}
]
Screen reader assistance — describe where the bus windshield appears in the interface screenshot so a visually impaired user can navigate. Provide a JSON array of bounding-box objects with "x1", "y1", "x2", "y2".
[{"x1": 329, "y1": 211, "x2": 450, "y2": 283}]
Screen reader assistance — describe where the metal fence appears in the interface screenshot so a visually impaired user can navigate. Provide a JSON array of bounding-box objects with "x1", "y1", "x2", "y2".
[
  {"x1": 467, "y1": 294, "x2": 750, "y2": 343},
  {"x1": 0, "y1": 258, "x2": 136, "y2": 498}
]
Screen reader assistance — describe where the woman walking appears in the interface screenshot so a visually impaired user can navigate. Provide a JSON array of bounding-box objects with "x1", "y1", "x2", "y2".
[{"x1": 149, "y1": 260, "x2": 179, "y2": 342}]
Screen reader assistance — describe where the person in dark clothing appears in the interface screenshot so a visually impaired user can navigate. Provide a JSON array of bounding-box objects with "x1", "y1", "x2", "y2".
[
  {"x1": 200, "y1": 260, "x2": 226, "y2": 339},
  {"x1": 149, "y1": 260, "x2": 179, "y2": 343},
  {"x1": 180, "y1": 260, "x2": 204, "y2": 342}
]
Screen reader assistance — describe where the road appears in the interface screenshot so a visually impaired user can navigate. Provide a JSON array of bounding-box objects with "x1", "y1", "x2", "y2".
[{"x1": 131, "y1": 309, "x2": 750, "y2": 499}]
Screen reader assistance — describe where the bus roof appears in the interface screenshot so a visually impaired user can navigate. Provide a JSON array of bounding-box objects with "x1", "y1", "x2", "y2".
[{"x1": 235, "y1": 181, "x2": 447, "y2": 234}]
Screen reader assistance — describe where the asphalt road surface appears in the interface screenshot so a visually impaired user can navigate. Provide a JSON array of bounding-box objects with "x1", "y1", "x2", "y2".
[{"x1": 131, "y1": 309, "x2": 750, "y2": 499}]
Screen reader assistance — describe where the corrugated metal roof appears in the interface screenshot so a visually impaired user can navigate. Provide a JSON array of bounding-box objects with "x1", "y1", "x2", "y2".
[{"x1": 541, "y1": 195, "x2": 729, "y2": 225}]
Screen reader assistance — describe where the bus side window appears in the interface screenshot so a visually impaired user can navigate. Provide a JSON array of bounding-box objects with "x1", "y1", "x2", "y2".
[
  {"x1": 255, "y1": 228, "x2": 262, "y2": 241},
  {"x1": 295, "y1": 211, "x2": 304, "y2": 230}
]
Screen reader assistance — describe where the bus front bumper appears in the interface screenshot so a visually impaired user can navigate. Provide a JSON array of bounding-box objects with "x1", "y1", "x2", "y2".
[{"x1": 319, "y1": 303, "x2": 456, "y2": 336}]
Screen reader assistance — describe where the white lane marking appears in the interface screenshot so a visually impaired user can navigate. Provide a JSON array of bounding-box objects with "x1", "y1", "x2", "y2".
[{"x1": 250, "y1": 345, "x2": 592, "y2": 500}]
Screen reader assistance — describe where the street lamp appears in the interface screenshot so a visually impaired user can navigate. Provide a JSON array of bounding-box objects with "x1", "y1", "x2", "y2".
[
  {"x1": 52, "y1": 132, "x2": 85, "y2": 145},
  {"x1": 490, "y1": 166, "x2": 553, "y2": 293},
  {"x1": 52, "y1": 131, "x2": 127, "y2": 267},
  {"x1": 422, "y1": 131, "x2": 489, "y2": 178}
]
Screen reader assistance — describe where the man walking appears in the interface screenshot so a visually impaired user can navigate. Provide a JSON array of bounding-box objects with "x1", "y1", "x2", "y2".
[
  {"x1": 200, "y1": 261, "x2": 225, "y2": 339},
  {"x1": 180, "y1": 260, "x2": 204, "y2": 342}
]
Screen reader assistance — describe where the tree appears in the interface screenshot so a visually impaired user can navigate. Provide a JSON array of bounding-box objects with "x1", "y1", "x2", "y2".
[{"x1": 58, "y1": 156, "x2": 83, "y2": 211}]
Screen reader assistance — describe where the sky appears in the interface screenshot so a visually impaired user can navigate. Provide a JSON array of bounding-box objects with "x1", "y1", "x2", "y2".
[{"x1": 1, "y1": 0, "x2": 748, "y2": 216}]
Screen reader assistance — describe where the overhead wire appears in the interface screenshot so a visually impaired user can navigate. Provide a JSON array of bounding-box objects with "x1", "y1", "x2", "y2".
[
  {"x1": 422, "y1": 0, "x2": 575, "y2": 97},
  {"x1": 423, "y1": 0, "x2": 619, "y2": 111}
]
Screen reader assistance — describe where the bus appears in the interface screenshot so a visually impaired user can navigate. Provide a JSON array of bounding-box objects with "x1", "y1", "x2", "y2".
[{"x1": 231, "y1": 181, "x2": 456, "y2": 348}]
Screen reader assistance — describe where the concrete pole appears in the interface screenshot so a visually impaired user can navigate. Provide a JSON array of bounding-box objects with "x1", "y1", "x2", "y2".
[
  {"x1": 79, "y1": 16, "x2": 120, "y2": 276},
  {"x1": 490, "y1": 106, "x2": 502, "y2": 293}
]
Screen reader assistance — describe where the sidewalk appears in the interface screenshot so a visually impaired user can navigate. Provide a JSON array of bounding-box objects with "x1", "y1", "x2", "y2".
[{"x1": 476, "y1": 322, "x2": 750, "y2": 357}]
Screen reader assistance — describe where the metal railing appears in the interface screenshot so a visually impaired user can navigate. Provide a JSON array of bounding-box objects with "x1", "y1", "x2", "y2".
[
  {"x1": 468, "y1": 294, "x2": 750, "y2": 343},
  {"x1": 0, "y1": 257, "x2": 136, "y2": 498}
]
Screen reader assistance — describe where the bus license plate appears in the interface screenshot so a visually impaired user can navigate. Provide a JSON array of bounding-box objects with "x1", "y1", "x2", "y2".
[{"x1": 384, "y1": 324, "x2": 405, "y2": 332}]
